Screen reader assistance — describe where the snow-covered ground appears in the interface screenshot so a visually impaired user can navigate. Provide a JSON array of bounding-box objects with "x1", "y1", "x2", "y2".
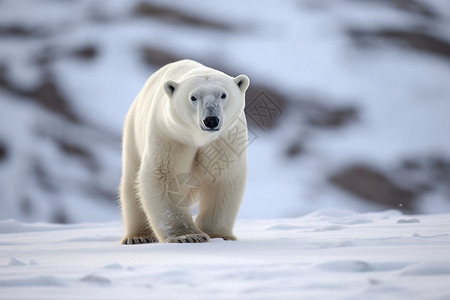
[{"x1": 1, "y1": 210, "x2": 449, "y2": 300}]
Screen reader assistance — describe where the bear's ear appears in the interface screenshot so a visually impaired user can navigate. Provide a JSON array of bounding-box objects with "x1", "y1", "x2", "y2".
[
  {"x1": 163, "y1": 80, "x2": 178, "y2": 97},
  {"x1": 234, "y1": 74, "x2": 250, "y2": 93}
]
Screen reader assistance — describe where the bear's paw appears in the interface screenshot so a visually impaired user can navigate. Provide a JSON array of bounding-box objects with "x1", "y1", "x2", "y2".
[
  {"x1": 121, "y1": 235, "x2": 159, "y2": 245},
  {"x1": 164, "y1": 233, "x2": 210, "y2": 243}
]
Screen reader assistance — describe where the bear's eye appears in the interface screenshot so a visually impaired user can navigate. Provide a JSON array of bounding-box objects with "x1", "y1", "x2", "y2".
[
  {"x1": 191, "y1": 96, "x2": 197, "y2": 101},
  {"x1": 221, "y1": 93, "x2": 227, "y2": 99}
]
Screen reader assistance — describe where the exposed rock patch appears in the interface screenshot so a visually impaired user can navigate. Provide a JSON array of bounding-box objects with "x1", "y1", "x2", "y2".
[
  {"x1": 0, "y1": 65, "x2": 80, "y2": 123},
  {"x1": 350, "y1": 0, "x2": 439, "y2": 19},
  {"x1": 133, "y1": 2, "x2": 232, "y2": 31},
  {"x1": 348, "y1": 28, "x2": 450, "y2": 61},
  {"x1": 330, "y1": 165, "x2": 417, "y2": 211}
]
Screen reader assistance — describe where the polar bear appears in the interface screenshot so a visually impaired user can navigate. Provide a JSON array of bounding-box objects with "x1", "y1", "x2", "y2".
[{"x1": 120, "y1": 60, "x2": 250, "y2": 244}]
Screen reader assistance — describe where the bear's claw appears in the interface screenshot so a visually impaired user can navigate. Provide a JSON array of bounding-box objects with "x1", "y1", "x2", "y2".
[
  {"x1": 121, "y1": 236, "x2": 158, "y2": 245},
  {"x1": 165, "y1": 233, "x2": 210, "y2": 243}
]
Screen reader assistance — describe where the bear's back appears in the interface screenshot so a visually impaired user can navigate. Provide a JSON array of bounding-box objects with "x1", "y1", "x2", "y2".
[{"x1": 161, "y1": 59, "x2": 224, "y2": 82}]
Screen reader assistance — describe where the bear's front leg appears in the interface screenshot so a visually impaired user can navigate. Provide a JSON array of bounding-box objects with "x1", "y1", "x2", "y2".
[
  {"x1": 138, "y1": 160, "x2": 210, "y2": 243},
  {"x1": 195, "y1": 165, "x2": 247, "y2": 241},
  {"x1": 160, "y1": 212, "x2": 210, "y2": 243}
]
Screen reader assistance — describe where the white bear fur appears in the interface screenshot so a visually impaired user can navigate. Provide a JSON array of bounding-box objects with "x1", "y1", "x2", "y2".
[{"x1": 120, "y1": 60, "x2": 249, "y2": 244}]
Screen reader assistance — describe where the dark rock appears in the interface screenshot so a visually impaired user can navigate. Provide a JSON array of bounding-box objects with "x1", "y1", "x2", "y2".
[
  {"x1": 33, "y1": 75, "x2": 80, "y2": 123},
  {"x1": 288, "y1": 95, "x2": 359, "y2": 130},
  {"x1": 430, "y1": 156, "x2": 450, "y2": 176},
  {"x1": 56, "y1": 139, "x2": 98, "y2": 172},
  {"x1": 34, "y1": 44, "x2": 98, "y2": 67},
  {"x1": 32, "y1": 161, "x2": 57, "y2": 192},
  {"x1": 34, "y1": 46, "x2": 60, "y2": 66},
  {"x1": 348, "y1": 28, "x2": 450, "y2": 61},
  {"x1": 72, "y1": 45, "x2": 98, "y2": 60},
  {"x1": 0, "y1": 141, "x2": 7, "y2": 162},
  {"x1": 401, "y1": 159, "x2": 421, "y2": 170},
  {"x1": 285, "y1": 143, "x2": 305, "y2": 158},
  {"x1": 133, "y1": 2, "x2": 231, "y2": 31},
  {"x1": 52, "y1": 211, "x2": 70, "y2": 224},
  {"x1": 141, "y1": 47, "x2": 180, "y2": 69},
  {"x1": 303, "y1": 102, "x2": 358, "y2": 128},
  {"x1": 58, "y1": 140, "x2": 91, "y2": 160},
  {"x1": 350, "y1": 0, "x2": 438, "y2": 19},
  {"x1": 0, "y1": 24, "x2": 49, "y2": 38},
  {"x1": 244, "y1": 88, "x2": 286, "y2": 131},
  {"x1": 0, "y1": 65, "x2": 80, "y2": 123},
  {"x1": 330, "y1": 165, "x2": 417, "y2": 211},
  {"x1": 396, "y1": 156, "x2": 450, "y2": 193}
]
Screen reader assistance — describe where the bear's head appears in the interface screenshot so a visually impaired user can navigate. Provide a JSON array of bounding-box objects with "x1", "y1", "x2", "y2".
[{"x1": 163, "y1": 73, "x2": 249, "y2": 138}]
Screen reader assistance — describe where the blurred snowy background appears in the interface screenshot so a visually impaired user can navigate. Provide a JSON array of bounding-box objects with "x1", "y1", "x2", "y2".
[{"x1": 0, "y1": 0, "x2": 449, "y2": 223}]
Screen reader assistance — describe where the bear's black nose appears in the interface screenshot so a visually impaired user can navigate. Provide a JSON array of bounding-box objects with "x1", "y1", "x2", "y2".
[{"x1": 203, "y1": 116, "x2": 219, "y2": 129}]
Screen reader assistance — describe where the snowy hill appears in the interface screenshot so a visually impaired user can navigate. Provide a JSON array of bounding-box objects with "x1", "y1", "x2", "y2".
[
  {"x1": 1, "y1": 0, "x2": 450, "y2": 223},
  {"x1": 1, "y1": 210, "x2": 450, "y2": 299},
  {"x1": 1, "y1": 2, "x2": 450, "y2": 299}
]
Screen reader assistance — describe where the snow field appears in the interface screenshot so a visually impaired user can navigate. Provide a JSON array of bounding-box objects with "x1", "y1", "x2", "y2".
[{"x1": 1, "y1": 210, "x2": 449, "y2": 299}]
